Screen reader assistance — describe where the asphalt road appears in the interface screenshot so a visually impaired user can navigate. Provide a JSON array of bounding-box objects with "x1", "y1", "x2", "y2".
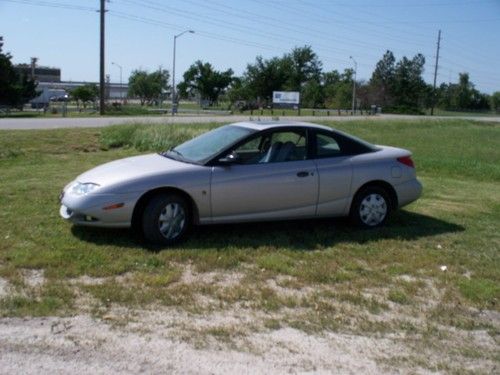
[{"x1": 0, "y1": 114, "x2": 499, "y2": 130}]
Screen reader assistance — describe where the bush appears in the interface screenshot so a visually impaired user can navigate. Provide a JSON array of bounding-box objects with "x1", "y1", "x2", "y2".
[
  {"x1": 100, "y1": 123, "x2": 220, "y2": 151},
  {"x1": 385, "y1": 105, "x2": 424, "y2": 115}
]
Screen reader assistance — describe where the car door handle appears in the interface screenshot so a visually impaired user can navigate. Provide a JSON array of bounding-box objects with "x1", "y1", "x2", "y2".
[{"x1": 296, "y1": 171, "x2": 309, "y2": 178}]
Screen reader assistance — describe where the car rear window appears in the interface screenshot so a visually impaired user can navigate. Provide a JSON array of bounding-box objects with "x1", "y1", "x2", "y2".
[{"x1": 314, "y1": 130, "x2": 377, "y2": 158}]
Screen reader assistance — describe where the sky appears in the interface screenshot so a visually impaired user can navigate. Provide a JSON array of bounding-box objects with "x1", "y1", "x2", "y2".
[{"x1": 1, "y1": 0, "x2": 499, "y2": 93}]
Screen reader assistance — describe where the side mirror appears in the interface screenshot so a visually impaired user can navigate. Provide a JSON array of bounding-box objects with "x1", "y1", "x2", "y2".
[{"x1": 218, "y1": 152, "x2": 240, "y2": 165}]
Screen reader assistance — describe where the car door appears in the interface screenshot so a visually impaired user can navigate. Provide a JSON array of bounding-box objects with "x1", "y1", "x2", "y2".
[
  {"x1": 312, "y1": 131, "x2": 354, "y2": 216},
  {"x1": 210, "y1": 128, "x2": 319, "y2": 223}
]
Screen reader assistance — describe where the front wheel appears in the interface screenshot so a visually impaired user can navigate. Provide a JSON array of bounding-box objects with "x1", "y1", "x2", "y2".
[
  {"x1": 142, "y1": 194, "x2": 190, "y2": 246},
  {"x1": 350, "y1": 186, "x2": 391, "y2": 228}
]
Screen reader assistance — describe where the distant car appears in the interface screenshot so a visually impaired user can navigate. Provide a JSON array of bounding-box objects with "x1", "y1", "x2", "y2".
[{"x1": 60, "y1": 121, "x2": 422, "y2": 245}]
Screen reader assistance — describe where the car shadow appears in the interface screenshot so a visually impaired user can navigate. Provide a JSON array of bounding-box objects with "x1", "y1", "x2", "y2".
[{"x1": 71, "y1": 210, "x2": 464, "y2": 251}]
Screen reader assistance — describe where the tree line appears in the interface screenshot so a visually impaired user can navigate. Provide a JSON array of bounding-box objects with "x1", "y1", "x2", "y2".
[
  {"x1": 1, "y1": 40, "x2": 499, "y2": 114},
  {"x1": 127, "y1": 46, "x2": 498, "y2": 114}
]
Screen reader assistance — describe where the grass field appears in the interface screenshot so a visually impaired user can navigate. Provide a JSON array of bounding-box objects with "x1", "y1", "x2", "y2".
[{"x1": 0, "y1": 119, "x2": 499, "y2": 371}]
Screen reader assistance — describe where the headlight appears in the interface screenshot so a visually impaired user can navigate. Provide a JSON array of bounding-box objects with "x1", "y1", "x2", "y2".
[{"x1": 70, "y1": 182, "x2": 100, "y2": 196}]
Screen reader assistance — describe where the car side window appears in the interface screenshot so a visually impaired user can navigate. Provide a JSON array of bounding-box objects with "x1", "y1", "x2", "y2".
[
  {"x1": 232, "y1": 130, "x2": 307, "y2": 164},
  {"x1": 316, "y1": 133, "x2": 342, "y2": 158}
]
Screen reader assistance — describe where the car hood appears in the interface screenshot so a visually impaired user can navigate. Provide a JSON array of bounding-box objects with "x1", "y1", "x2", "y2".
[{"x1": 76, "y1": 153, "x2": 190, "y2": 187}]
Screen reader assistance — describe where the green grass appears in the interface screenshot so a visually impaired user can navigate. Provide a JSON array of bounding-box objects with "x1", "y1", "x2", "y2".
[
  {"x1": 0, "y1": 118, "x2": 499, "y2": 326},
  {"x1": 424, "y1": 108, "x2": 497, "y2": 117}
]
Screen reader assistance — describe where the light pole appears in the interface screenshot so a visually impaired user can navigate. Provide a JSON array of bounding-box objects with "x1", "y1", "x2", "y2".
[
  {"x1": 172, "y1": 29, "x2": 194, "y2": 116},
  {"x1": 111, "y1": 62, "x2": 123, "y2": 103},
  {"x1": 349, "y1": 56, "x2": 357, "y2": 115}
]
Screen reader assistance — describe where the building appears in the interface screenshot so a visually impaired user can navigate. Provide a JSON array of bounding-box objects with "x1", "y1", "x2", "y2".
[
  {"x1": 15, "y1": 65, "x2": 61, "y2": 83},
  {"x1": 37, "y1": 81, "x2": 128, "y2": 101},
  {"x1": 14, "y1": 59, "x2": 128, "y2": 105},
  {"x1": 14, "y1": 57, "x2": 61, "y2": 82}
]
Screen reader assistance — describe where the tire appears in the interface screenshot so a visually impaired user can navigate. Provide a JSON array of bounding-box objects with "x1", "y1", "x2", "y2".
[
  {"x1": 350, "y1": 186, "x2": 391, "y2": 228},
  {"x1": 141, "y1": 193, "x2": 190, "y2": 246}
]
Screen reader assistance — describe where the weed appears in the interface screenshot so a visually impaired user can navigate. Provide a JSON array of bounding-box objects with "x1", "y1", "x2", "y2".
[{"x1": 388, "y1": 289, "x2": 411, "y2": 305}]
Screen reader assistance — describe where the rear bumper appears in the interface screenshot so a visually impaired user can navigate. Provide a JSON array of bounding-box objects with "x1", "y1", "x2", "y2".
[{"x1": 395, "y1": 178, "x2": 423, "y2": 208}]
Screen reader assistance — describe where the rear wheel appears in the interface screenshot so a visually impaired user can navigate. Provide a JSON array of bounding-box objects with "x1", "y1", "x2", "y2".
[
  {"x1": 350, "y1": 186, "x2": 391, "y2": 228},
  {"x1": 142, "y1": 194, "x2": 190, "y2": 246}
]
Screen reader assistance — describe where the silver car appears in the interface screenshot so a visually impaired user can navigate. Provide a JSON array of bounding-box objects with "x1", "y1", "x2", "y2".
[{"x1": 60, "y1": 121, "x2": 422, "y2": 245}]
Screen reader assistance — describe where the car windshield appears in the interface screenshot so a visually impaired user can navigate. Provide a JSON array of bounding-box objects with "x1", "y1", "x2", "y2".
[{"x1": 165, "y1": 125, "x2": 255, "y2": 164}]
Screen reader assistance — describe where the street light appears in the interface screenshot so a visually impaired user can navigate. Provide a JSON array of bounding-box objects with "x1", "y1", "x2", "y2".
[
  {"x1": 172, "y1": 29, "x2": 194, "y2": 116},
  {"x1": 349, "y1": 56, "x2": 357, "y2": 115},
  {"x1": 111, "y1": 62, "x2": 123, "y2": 103}
]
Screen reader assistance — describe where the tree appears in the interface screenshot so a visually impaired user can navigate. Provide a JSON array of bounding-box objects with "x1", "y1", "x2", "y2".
[
  {"x1": 285, "y1": 45, "x2": 322, "y2": 91},
  {"x1": 241, "y1": 46, "x2": 322, "y2": 107},
  {"x1": 0, "y1": 42, "x2": 38, "y2": 109},
  {"x1": 456, "y1": 73, "x2": 474, "y2": 109},
  {"x1": 437, "y1": 73, "x2": 491, "y2": 111},
  {"x1": 128, "y1": 69, "x2": 169, "y2": 105},
  {"x1": 225, "y1": 77, "x2": 254, "y2": 108},
  {"x1": 491, "y1": 91, "x2": 500, "y2": 113},
  {"x1": 71, "y1": 84, "x2": 98, "y2": 108},
  {"x1": 323, "y1": 69, "x2": 353, "y2": 109},
  {"x1": 244, "y1": 56, "x2": 291, "y2": 106},
  {"x1": 391, "y1": 54, "x2": 427, "y2": 113},
  {"x1": 369, "y1": 51, "x2": 428, "y2": 113},
  {"x1": 301, "y1": 79, "x2": 324, "y2": 108},
  {"x1": 369, "y1": 50, "x2": 396, "y2": 108},
  {"x1": 179, "y1": 61, "x2": 233, "y2": 105}
]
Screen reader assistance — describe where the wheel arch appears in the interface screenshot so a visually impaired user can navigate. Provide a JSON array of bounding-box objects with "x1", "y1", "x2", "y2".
[
  {"x1": 351, "y1": 180, "x2": 398, "y2": 211},
  {"x1": 131, "y1": 187, "x2": 200, "y2": 230}
]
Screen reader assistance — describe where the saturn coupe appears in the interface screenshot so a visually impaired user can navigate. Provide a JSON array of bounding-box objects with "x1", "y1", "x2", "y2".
[{"x1": 60, "y1": 121, "x2": 422, "y2": 245}]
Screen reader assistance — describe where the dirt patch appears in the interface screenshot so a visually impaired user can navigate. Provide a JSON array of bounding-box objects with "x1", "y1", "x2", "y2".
[
  {"x1": 68, "y1": 275, "x2": 108, "y2": 286},
  {"x1": 0, "y1": 313, "x2": 405, "y2": 374},
  {"x1": 0, "y1": 277, "x2": 9, "y2": 297},
  {"x1": 22, "y1": 269, "x2": 45, "y2": 288},
  {"x1": 1, "y1": 269, "x2": 498, "y2": 374},
  {"x1": 180, "y1": 264, "x2": 245, "y2": 288}
]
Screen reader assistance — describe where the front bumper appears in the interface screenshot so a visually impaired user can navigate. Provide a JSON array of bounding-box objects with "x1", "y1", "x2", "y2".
[
  {"x1": 59, "y1": 204, "x2": 131, "y2": 228},
  {"x1": 59, "y1": 189, "x2": 139, "y2": 228}
]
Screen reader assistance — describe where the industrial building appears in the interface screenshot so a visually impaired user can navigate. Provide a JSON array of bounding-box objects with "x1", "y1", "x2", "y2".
[{"x1": 14, "y1": 58, "x2": 128, "y2": 105}]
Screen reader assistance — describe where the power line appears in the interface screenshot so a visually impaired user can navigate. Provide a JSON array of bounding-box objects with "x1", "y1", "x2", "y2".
[
  {"x1": 4, "y1": 0, "x2": 498, "y2": 91},
  {"x1": 312, "y1": 0, "x2": 495, "y2": 8},
  {"x1": 3, "y1": 0, "x2": 433, "y2": 64},
  {"x1": 0, "y1": 0, "x2": 95, "y2": 12},
  {"x1": 108, "y1": 11, "x2": 282, "y2": 51},
  {"x1": 183, "y1": 0, "x2": 430, "y2": 53},
  {"x1": 252, "y1": 0, "x2": 433, "y2": 44},
  {"x1": 439, "y1": 56, "x2": 500, "y2": 77},
  {"x1": 118, "y1": 0, "x2": 431, "y2": 67},
  {"x1": 118, "y1": 0, "x2": 360, "y2": 64}
]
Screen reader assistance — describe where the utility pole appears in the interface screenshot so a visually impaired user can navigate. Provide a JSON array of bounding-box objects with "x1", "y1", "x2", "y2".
[
  {"x1": 112, "y1": 62, "x2": 123, "y2": 102},
  {"x1": 349, "y1": 56, "x2": 357, "y2": 116},
  {"x1": 172, "y1": 36, "x2": 176, "y2": 115},
  {"x1": 431, "y1": 29, "x2": 441, "y2": 116},
  {"x1": 99, "y1": 0, "x2": 106, "y2": 115},
  {"x1": 30, "y1": 57, "x2": 38, "y2": 80},
  {"x1": 172, "y1": 30, "x2": 194, "y2": 116}
]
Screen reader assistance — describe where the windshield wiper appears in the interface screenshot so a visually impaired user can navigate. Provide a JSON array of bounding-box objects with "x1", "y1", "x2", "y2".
[
  {"x1": 160, "y1": 148, "x2": 183, "y2": 160},
  {"x1": 168, "y1": 148, "x2": 183, "y2": 158}
]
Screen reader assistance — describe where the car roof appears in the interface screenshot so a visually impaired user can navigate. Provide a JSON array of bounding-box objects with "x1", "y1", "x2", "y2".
[{"x1": 230, "y1": 121, "x2": 334, "y2": 132}]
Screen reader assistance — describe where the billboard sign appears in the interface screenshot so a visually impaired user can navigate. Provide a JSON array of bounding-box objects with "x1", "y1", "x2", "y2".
[{"x1": 272, "y1": 91, "x2": 300, "y2": 105}]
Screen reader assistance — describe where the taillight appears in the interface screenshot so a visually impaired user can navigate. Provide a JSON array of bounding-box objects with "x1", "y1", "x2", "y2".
[{"x1": 397, "y1": 156, "x2": 415, "y2": 168}]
